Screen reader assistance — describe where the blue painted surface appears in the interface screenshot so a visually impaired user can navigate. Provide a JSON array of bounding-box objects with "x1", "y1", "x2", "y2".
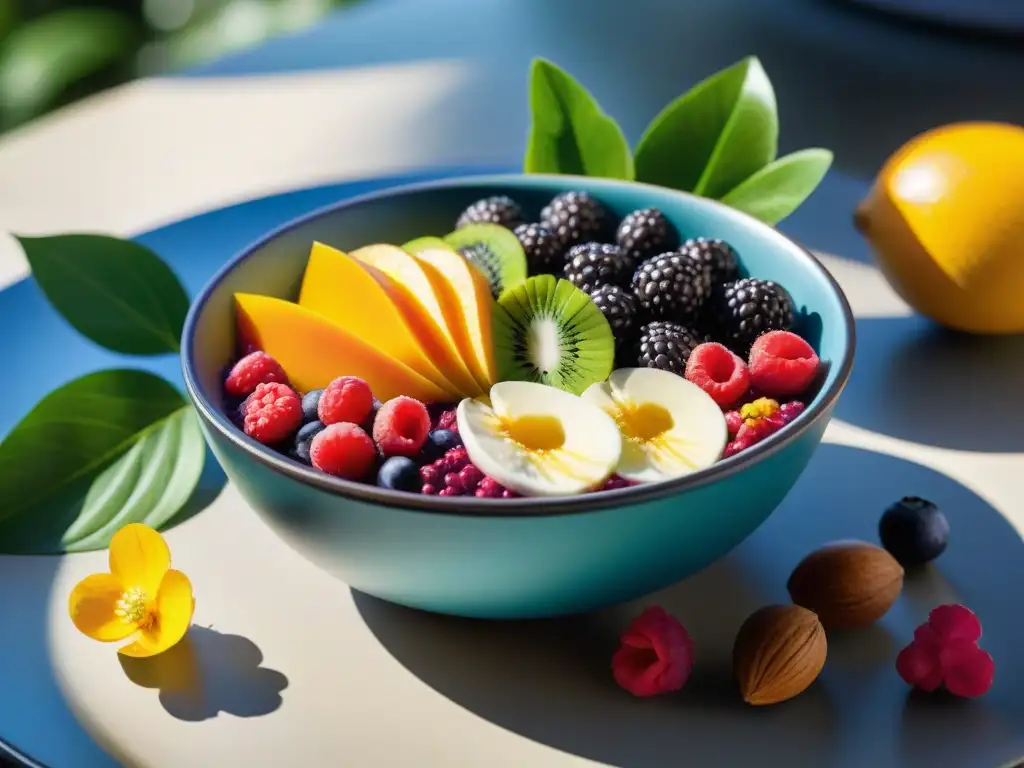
[{"x1": 181, "y1": 174, "x2": 853, "y2": 618}]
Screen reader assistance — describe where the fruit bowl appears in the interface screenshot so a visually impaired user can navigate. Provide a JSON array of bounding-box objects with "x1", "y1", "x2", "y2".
[{"x1": 181, "y1": 174, "x2": 854, "y2": 619}]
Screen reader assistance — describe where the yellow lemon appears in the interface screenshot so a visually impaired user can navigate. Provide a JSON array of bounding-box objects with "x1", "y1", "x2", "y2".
[{"x1": 854, "y1": 122, "x2": 1024, "y2": 334}]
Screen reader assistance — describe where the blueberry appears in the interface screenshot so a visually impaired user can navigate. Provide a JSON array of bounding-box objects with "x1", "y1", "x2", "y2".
[
  {"x1": 291, "y1": 420, "x2": 326, "y2": 464},
  {"x1": 363, "y1": 398, "x2": 383, "y2": 432},
  {"x1": 377, "y1": 456, "x2": 422, "y2": 492},
  {"x1": 879, "y1": 496, "x2": 949, "y2": 566},
  {"x1": 301, "y1": 389, "x2": 324, "y2": 422},
  {"x1": 421, "y1": 429, "x2": 462, "y2": 462}
]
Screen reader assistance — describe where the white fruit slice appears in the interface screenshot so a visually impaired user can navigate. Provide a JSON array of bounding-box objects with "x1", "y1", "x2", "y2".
[
  {"x1": 457, "y1": 381, "x2": 622, "y2": 497},
  {"x1": 582, "y1": 367, "x2": 728, "y2": 483}
]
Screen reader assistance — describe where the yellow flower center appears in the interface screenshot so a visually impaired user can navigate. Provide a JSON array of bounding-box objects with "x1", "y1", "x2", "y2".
[
  {"x1": 499, "y1": 414, "x2": 566, "y2": 452},
  {"x1": 115, "y1": 586, "x2": 154, "y2": 628},
  {"x1": 740, "y1": 397, "x2": 780, "y2": 426},
  {"x1": 614, "y1": 400, "x2": 674, "y2": 443}
]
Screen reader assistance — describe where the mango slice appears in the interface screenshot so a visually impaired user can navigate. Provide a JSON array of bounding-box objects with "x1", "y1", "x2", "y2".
[
  {"x1": 298, "y1": 242, "x2": 463, "y2": 398},
  {"x1": 349, "y1": 244, "x2": 484, "y2": 393},
  {"x1": 234, "y1": 292, "x2": 450, "y2": 403}
]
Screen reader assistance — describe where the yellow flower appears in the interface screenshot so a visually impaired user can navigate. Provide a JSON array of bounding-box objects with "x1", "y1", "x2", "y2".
[{"x1": 68, "y1": 523, "x2": 195, "y2": 658}]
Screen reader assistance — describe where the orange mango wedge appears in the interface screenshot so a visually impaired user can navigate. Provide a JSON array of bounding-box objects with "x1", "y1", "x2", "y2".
[{"x1": 234, "y1": 292, "x2": 450, "y2": 402}]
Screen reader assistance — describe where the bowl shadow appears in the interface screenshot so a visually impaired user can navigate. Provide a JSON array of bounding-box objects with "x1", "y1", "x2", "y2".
[{"x1": 354, "y1": 443, "x2": 1024, "y2": 767}]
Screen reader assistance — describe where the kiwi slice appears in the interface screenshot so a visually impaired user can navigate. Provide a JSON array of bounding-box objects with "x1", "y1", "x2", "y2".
[
  {"x1": 493, "y1": 274, "x2": 615, "y2": 395},
  {"x1": 444, "y1": 223, "x2": 527, "y2": 299},
  {"x1": 402, "y1": 236, "x2": 449, "y2": 255}
]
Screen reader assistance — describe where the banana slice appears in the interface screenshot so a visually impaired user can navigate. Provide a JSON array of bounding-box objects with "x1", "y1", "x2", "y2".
[
  {"x1": 582, "y1": 368, "x2": 727, "y2": 483},
  {"x1": 457, "y1": 381, "x2": 622, "y2": 497}
]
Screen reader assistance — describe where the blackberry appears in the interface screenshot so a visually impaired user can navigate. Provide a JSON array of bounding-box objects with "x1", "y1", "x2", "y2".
[
  {"x1": 681, "y1": 237, "x2": 739, "y2": 286},
  {"x1": 616, "y1": 207, "x2": 676, "y2": 264},
  {"x1": 712, "y1": 278, "x2": 795, "y2": 353},
  {"x1": 455, "y1": 195, "x2": 523, "y2": 230},
  {"x1": 589, "y1": 284, "x2": 638, "y2": 341},
  {"x1": 514, "y1": 222, "x2": 564, "y2": 275},
  {"x1": 564, "y1": 242, "x2": 631, "y2": 294},
  {"x1": 631, "y1": 251, "x2": 712, "y2": 322},
  {"x1": 541, "y1": 191, "x2": 609, "y2": 248},
  {"x1": 635, "y1": 321, "x2": 701, "y2": 376}
]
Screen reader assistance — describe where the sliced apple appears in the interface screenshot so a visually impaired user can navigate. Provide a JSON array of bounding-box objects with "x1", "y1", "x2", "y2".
[
  {"x1": 582, "y1": 368, "x2": 727, "y2": 483},
  {"x1": 457, "y1": 381, "x2": 621, "y2": 497},
  {"x1": 234, "y1": 292, "x2": 450, "y2": 403}
]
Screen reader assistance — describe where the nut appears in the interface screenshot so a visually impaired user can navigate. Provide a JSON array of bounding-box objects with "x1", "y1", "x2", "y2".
[
  {"x1": 733, "y1": 604, "x2": 826, "y2": 706},
  {"x1": 787, "y1": 540, "x2": 904, "y2": 629}
]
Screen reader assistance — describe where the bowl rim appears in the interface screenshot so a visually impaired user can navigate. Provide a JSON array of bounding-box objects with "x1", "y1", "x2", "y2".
[{"x1": 181, "y1": 172, "x2": 856, "y2": 517}]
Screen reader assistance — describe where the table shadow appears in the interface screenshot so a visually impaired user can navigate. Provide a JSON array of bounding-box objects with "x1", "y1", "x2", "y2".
[
  {"x1": 835, "y1": 315, "x2": 1024, "y2": 452},
  {"x1": 354, "y1": 443, "x2": 1024, "y2": 767},
  {"x1": 119, "y1": 626, "x2": 288, "y2": 723}
]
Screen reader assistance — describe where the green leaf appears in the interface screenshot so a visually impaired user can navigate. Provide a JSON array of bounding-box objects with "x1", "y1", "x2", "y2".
[
  {"x1": 18, "y1": 233, "x2": 190, "y2": 355},
  {"x1": 62, "y1": 407, "x2": 206, "y2": 552},
  {"x1": 720, "y1": 149, "x2": 833, "y2": 225},
  {"x1": 0, "y1": 369, "x2": 185, "y2": 541},
  {"x1": 0, "y1": 8, "x2": 137, "y2": 126},
  {"x1": 524, "y1": 58, "x2": 633, "y2": 180},
  {"x1": 634, "y1": 56, "x2": 778, "y2": 198}
]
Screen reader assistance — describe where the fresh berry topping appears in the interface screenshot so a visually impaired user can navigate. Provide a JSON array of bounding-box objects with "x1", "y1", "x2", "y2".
[
  {"x1": 616, "y1": 207, "x2": 676, "y2": 264},
  {"x1": 611, "y1": 606, "x2": 695, "y2": 697},
  {"x1": 680, "y1": 237, "x2": 739, "y2": 285},
  {"x1": 748, "y1": 330, "x2": 820, "y2": 397},
  {"x1": 897, "y1": 605, "x2": 994, "y2": 698},
  {"x1": 310, "y1": 423, "x2": 376, "y2": 480},
  {"x1": 685, "y1": 342, "x2": 750, "y2": 407},
  {"x1": 363, "y1": 398, "x2": 383, "y2": 432},
  {"x1": 377, "y1": 456, "x2": 423, "y2": 492},
  {"x1": 589, "y1": 284, "x2": 638, "y2": 341},
  {"x1": 373, "y1": 396, "x2": 431, "y2": 457},
  {"x1": 291, "y1": 420, "x2": 326, "y2": 464},
  {"x1": 435, "y1": 408, "x2": 458, "y2": 433},
  {"x1": 879, "y1": 497, "x2": 950, "y2": 567},
  {"x1": 455, "y1": 195, "x2": 523, "y2": 230},
  {"x1": 541, "y1": 191, "x2": 610, "y2": 248},
  {"x1": 242, "y1": 382, "x2": 302, "y2": 444},
  {"x1": 318, "y1": 376, "x2": 374, "y2": 426},
  {"x1": 598, "y1": 474, "x2": 635, "y2": 492},
  {"x1": 301, "y1": 389, "x2": 323, "y2": 423},
  {"x1": 635, "y1": 320, "x2": 702, "y2": 376},
  {"x1": 724, "y1": 410, "x2": 744, "y2": 436},
  {"x1": 514, "y1": 223, "x2": 564, "y2": 275},
  {"x1": 563, "y1": 242, "x2": 631, "y2": 293},
  {"x1": 632, "y1": 251, "x2": 712, "y2": 322},
  {"x1": 474, "y1": 475, "x2": 508, "y2": 498},
  {"x1": 225, "y1": 351, "x2": 288, "y2": 397},
  {"x1": 711, "y1": 278, "x2": 795, "y2": 354},
  {"x1": 421, "y1": 428, "x2": 463, "y2": 462}
]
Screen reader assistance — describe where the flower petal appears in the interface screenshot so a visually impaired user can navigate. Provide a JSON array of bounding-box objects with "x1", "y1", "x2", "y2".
[
  {"x1": 940, "y1": 639, "x2": 995, "y2": 698},
  {"x1": 895, "y1": 641, "x2": 943, "y2": 692},
  {"x1": 68, "y1": 573, "x2": 137, "y2": 642},
  {"x1": 928, "y1": 604, "x2": 982, "y2": 644},
  {"x1": 118, "y1": 569, "x2": 194, "y2": 659},
  {"x1": 109, "y1": 523, "x2": 170, "y2": 596}
]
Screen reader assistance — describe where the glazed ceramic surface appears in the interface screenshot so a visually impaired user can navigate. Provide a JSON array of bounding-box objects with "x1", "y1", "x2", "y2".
[{"x1": 182, "y1": 174, "x2": 854, "y2": 619}]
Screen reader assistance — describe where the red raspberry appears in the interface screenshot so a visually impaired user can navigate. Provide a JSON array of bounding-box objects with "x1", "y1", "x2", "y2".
[
  {"x1": 748, "y1": 331, "x2": 820, "y2": 398},
  {"x1": 724, "y1": 410, "x2": 744, "y2": 436},
  {"x1": 373, "y1": 396, "x2": 431, "y2": 457},
  {"x1": 896, "y1": 604, "x2": 994, "y2": 698},
  {"x1": 612, "y1": 606, "x2": 695, "y2": 697},
  {"x1": 309, "y1": 423, "x2": 376, "y2": 480},
  {"x1": 685, "y1": 343, "x2": 750, "y2": 407},
  {"x1": 422, "y1": 483, "x2": 438, "y2": 495},
  {"x1": 225, "y1": 351, "x2": 288, "y2": 397},
  {"x1": 242, "y1": 382, "x2": 302, "y2": 444},
  {"x1": 318, "y1": 376, "x2": 374, "y2": 426},
  {"x1": 435, "y1": 408, "x2": 458, "y2": 433},
  {"x1": 475, "y1": 476, "x2": 505, "y2": 498},
  {"x1": 459, "y1": 464, "x2": 484, "y2": 489}
]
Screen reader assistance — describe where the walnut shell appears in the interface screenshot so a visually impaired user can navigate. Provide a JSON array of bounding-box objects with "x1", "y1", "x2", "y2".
[
  {"x1": 787, "y1": 540, "x2": 904, "y2": 629},
  {"x1": 733, "y1": 604, "x2": 827, "y2": 706}
]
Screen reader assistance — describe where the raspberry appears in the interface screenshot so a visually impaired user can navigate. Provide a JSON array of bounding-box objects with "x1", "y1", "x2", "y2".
[
  {"x1": 748, "y1": 331, "x2": 820, "y2": 397},
  {"x1": 225, "y1": 351, "x2": 288, "y2": 397},
  {"x1": 242, "y1": 382, "x2": 302, "y2": 444},
  {"x1": 685, "y1": 342, "x2": 750, "y2": 408},
  {"x1": 611, "y1": 606, "x2": 695, "y2": 697},
  {"x1": 373, "y1": 396, "x2": 431, "y2": 457},
  {"x1": 724, "y1": 410, "x2": 744, "y2": 436},
  {"x1": 318, "y1": 376, "x2": 374, "y2": 426},
  {"x1": 435, "y1": 408, "x2": 458, "y2": 433},
  {"x1": 896, "y1": 605, "x2": 994, "y2": 698},
  {"x1": 475, "y1": 475, "x2": 508, "y2": 498},
  {"x1": 309, "y1": 423, "x2": 376, "y2": 480}
]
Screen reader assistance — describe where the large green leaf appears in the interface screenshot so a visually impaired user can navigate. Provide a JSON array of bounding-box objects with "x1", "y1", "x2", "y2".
[
  {"x1": 0, "y1": 8, "x2": 137, "y2": 126},
  {"x1": 0, "y1": 369, "x2": 185, "y2": 551},
  {"x1": 18, "y1": 234, "x2": 190, "y2": 355},
  {"x1": 524, "y1": 58, "x2": 633, "y2": 180},
  {"x1": 634, "y1": 56, "x2": 778, "y2": 198},
  {"x1": 720, "y1": 149, "x2": 833, "y2": 225}
]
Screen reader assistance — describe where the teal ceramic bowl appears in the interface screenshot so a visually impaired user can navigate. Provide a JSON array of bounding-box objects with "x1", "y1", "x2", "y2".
[{"x1": 182, "y1": 174, "x2": 855, "y2": 619}]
